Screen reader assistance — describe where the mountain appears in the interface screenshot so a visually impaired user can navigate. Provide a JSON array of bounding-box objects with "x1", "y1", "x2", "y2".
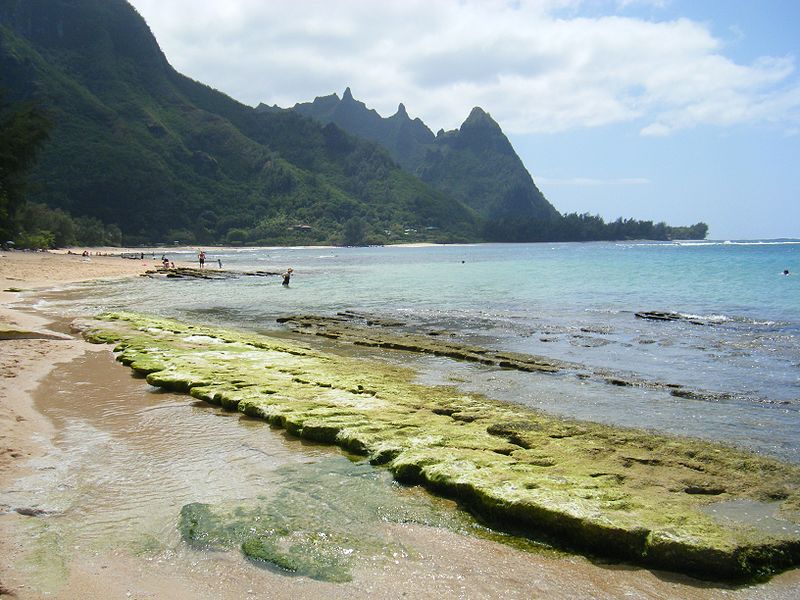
[
  {"x1": 287, "y1": 88, "x2": 436, "y2": 173},
  {"x1": 0, "y1": 0, "x2": 479, "y2": 245},
  {"x1": 1, "y1": 0, "x2": 706, "y2": 247},
  {"x1": 290, "y1": 89, "x2": 559, "y2": 235}
]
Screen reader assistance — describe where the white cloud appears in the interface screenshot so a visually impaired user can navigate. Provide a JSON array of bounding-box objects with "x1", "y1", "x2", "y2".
[
  {"x1": 616, "y1": 0, "x2": 669, "y2": 8},
  {"x1": 128, "y1": 0, "x2": 800, "y2": 136}
]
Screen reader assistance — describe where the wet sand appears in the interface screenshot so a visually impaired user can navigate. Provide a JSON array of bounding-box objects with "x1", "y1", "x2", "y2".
[{"x1": 2, "y1": 255, "x2": 800, "y2": 598}]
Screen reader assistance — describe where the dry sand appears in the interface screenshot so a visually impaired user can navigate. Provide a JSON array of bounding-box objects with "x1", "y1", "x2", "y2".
[{"x1": 2, "y1": 250, "x2": 800, "y2": 599}]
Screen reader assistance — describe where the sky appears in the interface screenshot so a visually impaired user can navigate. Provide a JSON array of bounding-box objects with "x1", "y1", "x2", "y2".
[{"x1": 127, "y1": 0, "x2": 800, "y2": 239}]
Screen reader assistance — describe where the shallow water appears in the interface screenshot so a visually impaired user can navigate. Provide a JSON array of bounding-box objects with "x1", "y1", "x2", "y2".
[
  {"x1": 36, "y1": 240, "x2": 800, "y2": 462},
  {"x1": 0, "y1": 352, "x2": 504, "y2": 586},
  {"x1": 4, "y1": 347, "x2": 800, "y2": 597}
]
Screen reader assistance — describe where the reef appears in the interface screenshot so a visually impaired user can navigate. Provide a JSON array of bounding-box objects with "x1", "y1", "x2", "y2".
[
  {"x1": 78, "y1": 312, "x2": 800, "y2": 582},
  {"x1": 142, "y1": 267, "x2": 281, "y2": 280},
  {"x1": 175, "y1": 456, "x2": 535, "y2": 582},
  {"x1": 276, "y1": 313, "x2": 737, "y2": 403}
]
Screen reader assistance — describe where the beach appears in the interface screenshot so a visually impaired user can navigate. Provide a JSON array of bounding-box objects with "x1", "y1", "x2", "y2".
[
  {"x1": 2, "y1": 248, "x2": 800, "y2": 599},
  {"x1": 0, "y1": 252, "x2": 135, "y2": 597},
  {"x1": 0, "y1": 250, "x2": 157, "y2": 470}
]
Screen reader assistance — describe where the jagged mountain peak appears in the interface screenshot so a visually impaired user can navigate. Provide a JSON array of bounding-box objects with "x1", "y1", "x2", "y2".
[
  {"x1": 463, "y1": 106, "x2": 500, "y2": 130},
  {"x1": 288, "y1": 91, "x2": 557, "y2": 223}
]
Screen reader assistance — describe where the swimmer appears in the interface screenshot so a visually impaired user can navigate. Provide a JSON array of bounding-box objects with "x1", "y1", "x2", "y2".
[{"x1": 282, "y1": 267, "x2": 293, "y2": 286}]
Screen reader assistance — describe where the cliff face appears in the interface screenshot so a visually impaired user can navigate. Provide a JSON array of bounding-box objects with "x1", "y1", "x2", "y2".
[{"x1": 292, "y1": 91, "x2": 558, "y2": 223}]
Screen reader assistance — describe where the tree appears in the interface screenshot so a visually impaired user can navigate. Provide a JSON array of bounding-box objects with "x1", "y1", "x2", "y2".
[
  {"x1": 75, "y1": 216, "x2": 107, "y2": 246},
  {"x1": 17, "y1": 202, "x2": 76, "y2": 247},
  {"x1": 342, "y1": 216, "x2": 366, "y2": 246},
  {"x1": 225, "y1": 228, "x2": 248, "y2": 246},
  {"x1": 0, "y1": 94, "x2": 51, "y2": 241}
]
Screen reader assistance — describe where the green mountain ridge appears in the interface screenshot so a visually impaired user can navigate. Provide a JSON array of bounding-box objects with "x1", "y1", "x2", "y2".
[
  {"x1": 289, "y1": 90, "x2": 560, "y2": 232},
  {"x1": 0, "y1": 0, "x2": 478, "y2": 245},
  {"x1": 1, "y1": 0, "x2": 707, "y2": 246},
  {"x1": 288, "y1": 90, "x2": 706, "y2": 242}
]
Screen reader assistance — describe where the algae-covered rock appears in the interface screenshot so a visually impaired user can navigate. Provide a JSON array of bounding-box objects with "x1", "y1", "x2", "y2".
[
  {"x1": 176, "y1": 457, "x2": 506, "y2": 582},
  {"x1": 80, "y1": 312, "x2": 800, "y2": 582}
]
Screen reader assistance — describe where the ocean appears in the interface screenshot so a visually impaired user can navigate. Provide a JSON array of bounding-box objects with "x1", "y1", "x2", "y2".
[{"x1": 43, "y1": 240, "x2": 800, "y2": 462}]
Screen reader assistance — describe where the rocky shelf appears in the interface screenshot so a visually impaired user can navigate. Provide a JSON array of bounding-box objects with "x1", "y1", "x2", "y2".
[
  {"x1": 276, "y1": 313, "x2": 739, "y2": 404},
  {"x1": 77, "y1": 312, "x2": 800, "y2": 582},
  {"x1": 142, "y1": 267, "x2": 281, "y2": 280}
]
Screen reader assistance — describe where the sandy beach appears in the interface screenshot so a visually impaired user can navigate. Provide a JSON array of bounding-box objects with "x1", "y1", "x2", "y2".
[
  {"x1": 2, "y1": 250, "x2": 800, "y2": 599},
  {"x1": 0, "y1": 251, "x2": 153, "y2": 597},
  {"x1": 0, "y1": 250, "x2": 157, "y2": 475}
]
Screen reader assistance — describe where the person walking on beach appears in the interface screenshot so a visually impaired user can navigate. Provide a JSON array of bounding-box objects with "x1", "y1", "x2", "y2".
[
  {"x1": 282, "y1": 267, "x2": 293, "y2": 286},
  {"x1": 218, "y1": 258, "x2": 223, "y2": 269},
  {"x1": 198, "y1": 250, "x2": 206, "y2": 269}
]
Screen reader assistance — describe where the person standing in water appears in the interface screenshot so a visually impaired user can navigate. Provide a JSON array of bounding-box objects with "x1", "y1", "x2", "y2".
[
  {"x1": 198, "y1": 250, "x2": 206, "y2": 269},
  {"x1": 282, "y1": 267, "x2": 293, "y2": 286}
]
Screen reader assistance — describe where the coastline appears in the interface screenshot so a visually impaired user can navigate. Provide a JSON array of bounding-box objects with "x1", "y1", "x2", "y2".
[
  {"x1": 0, "y1": 250, "x2": 158, "y2": 478},
  {"x1": 0, "y1": 251, "x2": 158, "y2": 597},
  {"x1": 2, "y1": 251, "x2": 800, "y2": 598}
]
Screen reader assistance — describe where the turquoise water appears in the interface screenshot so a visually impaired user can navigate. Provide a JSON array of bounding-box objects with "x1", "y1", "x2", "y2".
[{"x1": 46, "y1": 240, "x2": 800, "y2": 462}]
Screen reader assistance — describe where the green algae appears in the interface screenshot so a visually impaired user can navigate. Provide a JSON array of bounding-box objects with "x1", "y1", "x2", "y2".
[
  {"x1": 177, "y1": 456, "x2": 534, "y2": 582},
  {"x1": 79, "y1": 311, "x2": 800, "y2": 582},
  {"x1": 20, "y1": 520, "x2": 72, "y2": 595}
]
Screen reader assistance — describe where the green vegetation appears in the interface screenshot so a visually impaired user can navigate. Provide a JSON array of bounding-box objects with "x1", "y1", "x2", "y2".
[
  {"x1": 12, "y1": 201, "x2": 122, "y2": 248},
  {"x1": 0, "y1": 0, "x2": 477, "y2": 246},
  {"x1": 81, "y1": 312, "x2": 800, "y2": 582},
  {"x1": 0, "y1": 92, "x2": 51, "y2": 242},
  {"x1": 0, "y1": 1, "x2": 708, "y2": 247},
  {"x1": 294, "y1": 92, "x2": 709, "y2": 242},
  {"x1": 485, "y1": 212, "x2": 709, "y2": 242}
]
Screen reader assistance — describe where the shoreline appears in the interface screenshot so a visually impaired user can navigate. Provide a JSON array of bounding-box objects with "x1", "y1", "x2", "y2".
[
  {"x1": 2, "y1": 251, "x2": 800, "y2": 597},
  {"x1": 1, "y1": 251, "x2": 163, "y2": 596},
  {"x1": 83, "y1": 311, "x2": 800, "y2": 582},
  {"x1": 1, "y1": 250, "x2": 164, "y2": 596},
  {"x1": 1, "y1": 250, "x2": 162, "y2": 477}
]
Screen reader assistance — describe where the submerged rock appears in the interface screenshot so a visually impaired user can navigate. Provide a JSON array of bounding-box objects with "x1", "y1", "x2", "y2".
[
  {"x1": 0, "y1": 326, "x2": 70, "y2": 341},
  {"x1": 79, "y1": 312, "x2": 800, "y2": 582},
  {"x1": 276, "y1": 314, "x2": 563, "y2": 373},
  {"x1": 276, "y1": 314, "x2": 738, "y2": 404},
  {"x1": 143, "y1": 267, "x2": 281, "y2": 280},
  {"x1": 635, "y1": 311, "x2": 709, "y2": 326},
  {"x1": 14, "y1": 506, "x2": 54, "y2": 517},
  {"x1": 176, "y1": 457, "x2": 512, "y2": 582}
]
